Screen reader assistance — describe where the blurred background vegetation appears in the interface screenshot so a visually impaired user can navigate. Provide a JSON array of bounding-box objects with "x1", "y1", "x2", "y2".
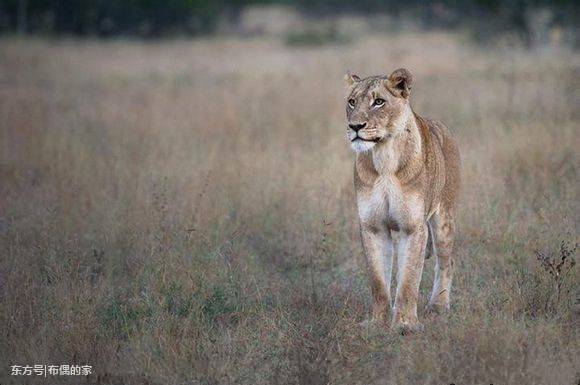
[{"x1": 0, "y1": 0, "x2": 578, "y2": 47}]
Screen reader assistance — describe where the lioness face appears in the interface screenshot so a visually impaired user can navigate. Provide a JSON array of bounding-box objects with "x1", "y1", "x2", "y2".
[{"x1": 345, "y1": 70, "x2": 412, "y2": 153}]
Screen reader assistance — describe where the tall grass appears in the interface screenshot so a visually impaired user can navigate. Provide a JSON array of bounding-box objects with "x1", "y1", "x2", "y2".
[{"x1": 0, "y1": 33, "x2": 578, "y2": 384}]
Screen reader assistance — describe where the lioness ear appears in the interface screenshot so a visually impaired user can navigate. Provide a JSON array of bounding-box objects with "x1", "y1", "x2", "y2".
[
  {"x1": 345, "y1": 71, "x2": 361, "y2": 87},
  {"x1": 386, "y1": 68, "x2": 413, "y2": 99}
]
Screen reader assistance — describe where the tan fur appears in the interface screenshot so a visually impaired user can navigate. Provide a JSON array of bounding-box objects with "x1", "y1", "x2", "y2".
[{"x1": 345, "y1": 69, "x2": 460, "y2": 332}]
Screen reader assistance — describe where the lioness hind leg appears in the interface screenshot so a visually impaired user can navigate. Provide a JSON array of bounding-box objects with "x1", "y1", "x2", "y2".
[
  {"x1": 427, "y1": 207, "x2": 455, "y2": 313},
  {"x1": 424, "y1": 221, "x2": 435, "y2": 259}
]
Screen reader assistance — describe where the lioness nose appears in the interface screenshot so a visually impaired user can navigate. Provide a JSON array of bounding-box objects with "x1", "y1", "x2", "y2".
[{"x1": 349, "y1": 122, "x2": 367, "y2": 132}]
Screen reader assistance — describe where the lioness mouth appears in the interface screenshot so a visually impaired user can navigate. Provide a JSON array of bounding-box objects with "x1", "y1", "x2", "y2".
[{"x1": 352, "y1": 137, "x2": 379, "y2": 142}]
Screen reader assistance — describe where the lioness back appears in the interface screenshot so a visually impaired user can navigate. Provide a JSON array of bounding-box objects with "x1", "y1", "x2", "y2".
[{"x1": 426, "y1": 119, "x2": 461, "y2": 212}]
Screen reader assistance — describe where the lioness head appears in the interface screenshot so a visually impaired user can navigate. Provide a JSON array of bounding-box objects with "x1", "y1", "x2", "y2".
[{"x1": 344, "y1": 68, "x2": 414, "y2": 153}]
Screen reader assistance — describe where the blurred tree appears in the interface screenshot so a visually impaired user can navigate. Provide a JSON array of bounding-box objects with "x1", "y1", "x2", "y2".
[
  {"x1": 17, "y1": 0, "x2": 27, "y2": 33},
  {"x1": 0, "y1": 0, "x2": 577, "y2": 39}
]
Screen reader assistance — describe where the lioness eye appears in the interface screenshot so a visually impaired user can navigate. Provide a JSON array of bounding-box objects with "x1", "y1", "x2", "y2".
[
  {"x1": 348, "y1": 99, "x2": 355, "y2": 108},
  {"x1": 374, "y1": 98, "x2": 385, "y2": 107}
]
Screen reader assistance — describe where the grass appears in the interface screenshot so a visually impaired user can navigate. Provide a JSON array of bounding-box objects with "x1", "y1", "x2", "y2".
[
  {"x1": 285, "y1": 25, "x2": 351, "y2": 47},
  {"x1": 0, "y1": 33, "x2": 578, "y2": 384}
]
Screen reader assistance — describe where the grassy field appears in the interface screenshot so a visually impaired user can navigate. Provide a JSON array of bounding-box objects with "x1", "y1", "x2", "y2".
[{"x1": 0, "y1": 33, "x2": 578, "y2": 384}]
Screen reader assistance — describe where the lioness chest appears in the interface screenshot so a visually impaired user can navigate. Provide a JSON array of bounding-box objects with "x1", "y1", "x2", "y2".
[{"x1": 356, "y1": 175, "x2": 425, "y2": 233}]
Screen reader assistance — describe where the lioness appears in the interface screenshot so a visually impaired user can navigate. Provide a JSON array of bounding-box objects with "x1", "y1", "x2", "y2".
[{"x1": 345, "y1": 68, "x2": 460, "y2": 332}]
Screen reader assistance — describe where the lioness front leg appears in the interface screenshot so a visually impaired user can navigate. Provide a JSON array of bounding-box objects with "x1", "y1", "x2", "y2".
[
  {"x1": 392, "y1": 224, "x2": 428, "y2": 333},
  {"x1": 360, "y1": 225, "x2": 394, "y2": 322}
]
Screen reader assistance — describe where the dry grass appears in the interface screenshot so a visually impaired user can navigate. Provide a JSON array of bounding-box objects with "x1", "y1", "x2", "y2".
[{"x1": 0, "y1": 33, "x2": 578, "y2": 384}]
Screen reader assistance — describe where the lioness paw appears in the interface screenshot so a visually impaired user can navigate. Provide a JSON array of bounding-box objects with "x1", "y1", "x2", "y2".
[
  {"x1": 392, "y1": 321, "x2": 424, "y2": 335},
  {"x1": 425, "y1": 302, "x2": 450, "y2": 315}
]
